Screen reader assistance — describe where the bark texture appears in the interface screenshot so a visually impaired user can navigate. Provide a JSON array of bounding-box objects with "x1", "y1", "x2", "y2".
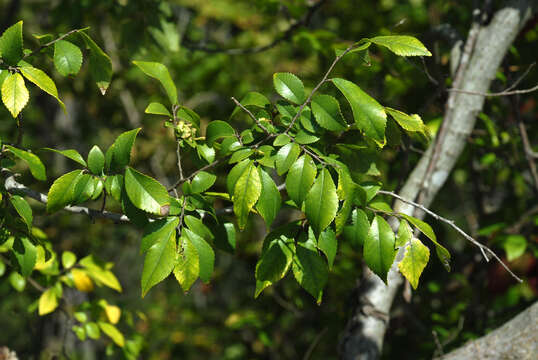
[
  {"x1": 340, "y1": 2, "x2": 534, "y2": 359},
  {"x1": 437, "y1": 301, "x2": 537, "y2": 360}
]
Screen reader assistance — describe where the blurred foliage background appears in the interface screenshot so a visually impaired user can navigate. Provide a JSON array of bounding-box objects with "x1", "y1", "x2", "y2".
[{"x1": 0, "y1": 0, "x2": 536, "y2": 359}]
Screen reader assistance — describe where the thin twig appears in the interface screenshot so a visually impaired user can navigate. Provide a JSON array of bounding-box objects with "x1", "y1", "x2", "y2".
[
  {"x1": 505, "y1": 205, "x2": 538, "y2": 234},
  {"x1": 447, "y1": 84, "x2": 538, "y2": 97},
  {"x1": 168, "y1": 160, "x2": 220, "y2": 191},
  {"x1": 504, "y1": 62, "x2": 536, "y2": 92},
  {"x1": 514, "y1": 100, "x2": 538, "y2": 193},
  {"x1": 378, "y1": 190, "x2": 523, "y2": 283},
  {"x1": 303, "y1": 327, "x2": 328, "y2": 360},
  {"x1": 2, "y1": 169, "x2": 129, "y2": 222},
  {"x1": 231, "y1": 97, "x2": 271, "y2": 135},
  {"x1": 24, "y1": 28, "x2": 85, "y2": 59},
  {"x1": 432, "y1": 330, "x2": 444, "y2": 357},
  {"x1": 285, "y1": 43, "x2": 357, "y2": 133}
]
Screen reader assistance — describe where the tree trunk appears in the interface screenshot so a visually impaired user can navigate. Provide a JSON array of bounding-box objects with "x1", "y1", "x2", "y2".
[
  {"x1": 437, "y1": 301, "x2": 537, "y2": 360},
  {"x1": 340, "y1": 1, "x2": 535, "y2": 359}
]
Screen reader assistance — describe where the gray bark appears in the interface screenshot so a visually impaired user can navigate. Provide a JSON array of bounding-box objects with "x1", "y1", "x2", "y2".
[
  {"x1": 340, "y1": 2, "x2": 535, "y2": 359},
  {"x1": 437, "y1": 301, "x2": 537, "y2": 360}
]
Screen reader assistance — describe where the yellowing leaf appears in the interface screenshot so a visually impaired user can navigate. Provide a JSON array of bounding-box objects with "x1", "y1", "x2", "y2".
[
  {"x1": 1, "y1": 73, "x2": 29, "y2": 117},
  {"x1": 104, "y1": 304, "x2": 121, "y2": 324},
  {"x1": 398, "y1": 238, "x2": 430, "y2": 289},
  {"x1": 19, "y1": 65, "x2": 66, "y2": 113},
  {"x1": 369, "y1": 35, "x2": 432, "y2": 57},
  {"x1": 71, "y1": 268, "x2": 94, "y2": 292},
  {"x1": 38, "y1": 288, "x2": 59, "y2": 315},
  {"x1": 98, "y1": 322, "x2": 125, "y2": 347}
]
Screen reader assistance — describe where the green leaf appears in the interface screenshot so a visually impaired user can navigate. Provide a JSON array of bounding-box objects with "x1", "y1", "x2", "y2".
[
  {"x1": 145, "y1": 102, "x2": 171, "y2": 117},
  {"x1": 47, "y1": 170, "x2": 83, "y2": 213},
  {"x1": 385, "y1": 107, "x2": 425, "y2": 133},
  {"x1": 256, "y1": 167, "x2": 281, "y2": 228},
  {"x1": 61, "y1": 251, "x2": 77, "y2": 269},
  {"x1": 0, "y1": 69, "x2": 8, "y2": 87},
  {"x1": 13, "y1": 237, "x2": 36, "y2": 277},
  {"x1": 504, "y1": 235, "x2": 527, "y2": 262},
  {"x1": 332, "y1": 78, "x2": 387, "y2": 146},
  {"x1": 87, "y1": 145, "x2": 105, "y2": 175},
  {"x1": 229, "y1": 148, "x2": 253, "y2": 164},
  {"x1": 295, "y1": 130, "x2": 319, "y2": 144},
  {"x1": 19, "y1": 65, "x2": 66, "y2": 113},
  {"x1": 98, "y1": 322, "x2": 125, "y2": 347},
  {"x1": 285, "y1": 154, "x2": 316, "y2": 207},
  {"x1": 273, "y1": 72, "x2": 306, "y2": 104},
  {"x1": 335, "y1": 165, "x2": 355, "y2": 234},
  {"x1": 141, "y1": 220, "x2": 176, "y2": 297},
  {"x1": 72, "y1": 326, "x2": 86, "y2": 341},
  {"x1": 39, "y1": 288, "x2": 59, "y2": 315},
  {"x1": 184, "y1": 215, "x2": 214, "y2": 242},
  {"x1": 231, "y1": 91, "x2": 271, "y2": 118},
  {"x1": 206, "y1": 120, "x2": 235, "y2": 146},
  {"x1": 292, "y1": 242, "x2": 328, "y2": 304},
  {"x1": 41, "y1": 148, "x2": 87, "y2": 167},
  {"x1": 305, "y1": 168, "x2": 338, "y2": 235},
  {"x1": 226, "y1": 159, "x2": 251, "y2": 195},
  {"x1": 0, "y1": 21, "x2": 23, "y2": 65},
  {"x1": 398, "y1": 238, "x2": 430, "y2": 289},
  {"x1": 72, "y1": 174, "x2": 94, "y2": 203},
  {"x1": 54, "y1": 40, "x2": 83, "y2": 76},
  {"x1": 132, "y1": 61, "x2": 177, "y2": 105},
  {"x1": 343, "y1": 208, "x2": 370, "y2": 247},
  {"x1": 233, "y1": 161, "x2": 262, "y2": 230},
  {"x1": 124, "y1": 167, "x2": 170, "y2": 216},
  {"x1": 10, "y1": 195, "x2": 33, "y2": 232},
  {"x1": 85, "y1": 322, "x2": 101, "y2": 339},
  {"x1": 104, "y1": 174, "x2": 123, "y2": 202},
  {"x1": 141, "y1": 217, "x2": 179, "y2": 253},
  {"x1": 364, "y1": 215, "x2": 396, "y2": 283},
  {"x1": 213, "y1": 222, "x2": 236, "y2": 253},
  {"x1": 191, "y1": 171, "x2": 217, "y2": 194},
  {"x1": 5, "y1": 146, "x2": 46, "y2": 181},
  {"x1": 275, "y1": 142, "x2": 301, "y2": 176},
  {"x1": 255, "y1": 234, "x2": 294, "y2": 297},
  {"x1": 9, "y1": 272, "x2": 26, "y2": 292},
  {"x1": 273, "y1": 134, "x2": 290, "y2": 147},
  {"x1": 196, "y1": 144, "x2": 215, "y2": 164},
  {"x1": 311, "y1": 94, "x2": 347, "y2": 131},
  {"x1": 79, "y1": 32, "x2": 112, "y2": 95},
  {"x1": 90, "y1": 177, "x2": 104, "y2": 200},
  {"x1": 1, "y1": 73, "x2": 29, "y2": 118},
  {"x1": 183, "y1": 228, "x2": 214, "y2": 283},
  {"x1": 318, "y1": 228, "x2": 337, "y2": 269},
  {"x1": 107, "y1": 128, "x2": 141, "y2": 173},
  {"x1": 123, "y1": 190, "x2": 147, "y2": 224},
  {"x1": 174, "y1": 235, "x2": 200, "y2": 292},
  {"x1": 396, "y1": 219, "x2": 413, "y2": 248},
  {"x1": 369, "y1": 35, "x2": 432, "y2": 57}
]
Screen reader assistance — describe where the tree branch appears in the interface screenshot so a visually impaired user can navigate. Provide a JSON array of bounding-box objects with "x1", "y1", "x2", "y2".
[
  {"x1": 436, "y1": 301, "x2": 537, "y2": 360},
  {"x1": 2, "y1": 170, "x2": 129, "y2": 223}
]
